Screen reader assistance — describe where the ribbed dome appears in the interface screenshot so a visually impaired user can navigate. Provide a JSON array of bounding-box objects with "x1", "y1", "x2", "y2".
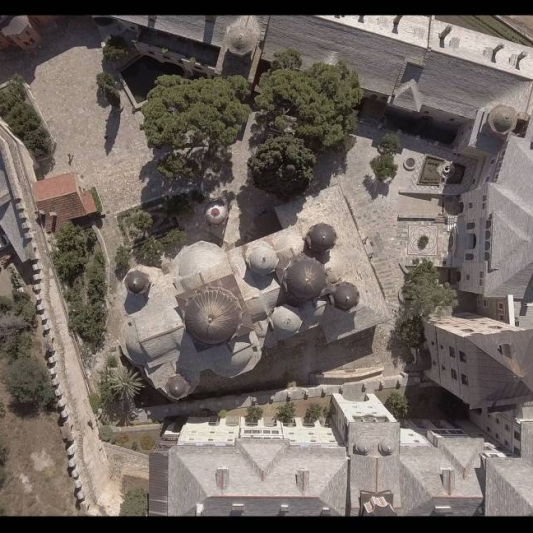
[
  {"x1": 378, "y1": 440, "x2": 394, "y2": 456},
  {"x1": 283, "y1": 255, "x2": 327, "y2": 301},
  {"x1": 488, "y1": 104, "x2": 517, "y2": 135},
  {"x1": 246, "y1": 242, "x2": 279, "y2": 275},
  {"x1": 271, "y1": 305, "x2": 302, "y2": 336},
  {"x1": 125, "y1": 270, "x2": 150, "y2": 295},
  {"x1": 305, "y1": 223, "x2": 337, "y2": 253},
  {"x1": 175, "y1": 241, "x2": 226, "y2": 279},
  {"x1": 184, "y1": 288, "x2": 242, "y2": 345},
  {"x1": 205, "y1": 201, "x2": 228, "y2": 225},
  {"x1": 333, "y1": 282, "x2": 360, "y2": 311},
  {"x1": 355, "y1": 441, "x2": 370, "y2": 456},
  {"x1": 166, "y1": 374, "x2": 189, "y2": 399},
  {"x1": 226, "y1": 23, "x2": 259, "y2": 56}
]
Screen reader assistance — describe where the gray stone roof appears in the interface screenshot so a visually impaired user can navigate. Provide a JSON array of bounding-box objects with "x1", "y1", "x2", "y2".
[{"x1": 161, "y1": 438, "x2": 348, "y2": 516}]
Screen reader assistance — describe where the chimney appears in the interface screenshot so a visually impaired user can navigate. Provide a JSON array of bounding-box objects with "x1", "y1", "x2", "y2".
[
  {"x1": 393, "y1": 15, "x2": 402, "y2": 33},
  {"x1": 358, "y1": 16, "x2": 365, "y2": 23},
  {"x1": 195, "y1": 503, "x2": 204, "y2": 516},
  {"x1": 231, "y1": 503, "x2": 244, "y2": 515},
  {"x1": 321, "y1": 507, "x2": 331, "y2": 516},
  {"x1": 216, "y1": 467, "x2": 229, "y2": 490},
  {"x1": 441, "y1": 467, "x2": 455, "y2": 495},
  {"x1": 516, "y1": 51, "x2": 528, "y2": 70},
  {"x1": 296, "y1": 468, "x2": 309, "y2": 492},
  {"x1": 439, "y1": 25, "x2": 452, "y2": 41},
  {"x1": 492, "y1": 43, "x2": 504, "y2": 63},
  {"x1": 148, "y1": 15, "x2": 157, "y2": 28},
  {"x1": 279, "y1": 504, "x2": 289, "y2": 516}
]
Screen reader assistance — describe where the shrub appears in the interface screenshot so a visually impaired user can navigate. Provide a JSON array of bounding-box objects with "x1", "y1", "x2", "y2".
[
  {"x1": 417, "y1": 235, "x2": 429, "y2": 250},
  {"x1": 89, "y1": 393, "x2": 101, "y2": 414},
  {"x1": 96, "y1": 72, "x2": 116, "y2": 92},
  {"x1": 114, "y1": 245, "x2": 130, "y2": 278},
  {"x1": 140, "y1": 435, "x2": 156, "y2": 450},
  {"x1": 103, "y1": 35, "x2": 129, "y2": 62},
  {"x1": 276, "y1": 402, "x2": 296, "y2": 424},
  {"x1": 106, "y1": 354, "x2": 118, "y2": 368},
  {"x1": 379, "y1": 133, "x2": 402, "y2": 155},
  {"x1": 384, "y1": 392, "x2": 409, "y2": 419},
  {"x1": 161, "y1": 229, "x2": 187, "y2": 258},
  {"x1": 9, "y1": 267, "x2": 22, "y2": 290},
  {"x1": 99, "y1": 425, "x2": 114, "y2": 442},
  {"x1": 120, "y1": 488, "x2": 148, "y2": 516},
  {"x1": 395, "y1": 313, "x2": 425, "y2": 349},
  {"x1": 370, "y1": 153, "x2": 398, "y2": 181},
  {"x1": 218, "y1": 409, "x2": 227, "y2": 419},
  {"x1": 52, "y1": 222, "x2": 90, "y2": 286},
  {"x1": 304, "y1": 403, "x2": 322, "y2": 424},
  {"x1": 245, "y1": 405, "x2": 263, "y2": 424},
  {"x1": 134, "y1": 237, "x2": 163, "y2": 268},
  {"x1": 113, "y1": 434, "x2": 130, "y2": 447},
  {"x1": 4, "y1": 357, "x2": 55, "y2": 409},
  {"x1": 248, "y1": 135, "x2": 316, "y2": 200},
  {"x1": 91, "y1": 187, "x2": 103, "y2": 214}
]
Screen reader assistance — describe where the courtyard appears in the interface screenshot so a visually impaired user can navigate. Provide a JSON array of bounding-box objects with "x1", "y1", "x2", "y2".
[{"x1": 0, "y1": 16, "x2": 478, "y2": 408}]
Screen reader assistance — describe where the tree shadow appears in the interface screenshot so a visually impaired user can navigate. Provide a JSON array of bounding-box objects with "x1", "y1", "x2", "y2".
[
  {"x1": 96, "y1": 89, "x2": 110, "y2": 109},
  {"x1": 104, "y1": 106, "x2": 122, "y2": 155},
  {"x1": 308, "y1": 147, "x2": 348, "y2": 196},
  {"x1": 35, "y1": 156, "x2": 56, "y2": 180},
  {"x1": 362, "y1": 173, "x2": 390, "y2": 200}
]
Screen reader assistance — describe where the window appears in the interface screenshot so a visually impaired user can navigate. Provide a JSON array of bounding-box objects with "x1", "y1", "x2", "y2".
[
  {"x1": 514, "y1": 431, "x2": 521, "y2": 441},
  {"x1": 465, "y1": 253, "x2": 474, "y2": 261},
  {"x1": 495, "y1": 418, "x2": 500, "y2": 425},
  {"x1": 505, "y1": 424, "x2": 510, "y2": 431},
  {"x1": 441, "y1": 364, "x2": 446, "y2": 371},
  {"x1": 466, "y1": 274, "x2": 470, "y2": 281},
  {"x1": 461, "y1": 374, "x2": 468, "y2": 386},
  {"x1": 468, "y1": 202, "x2": 473, "y2": 208},
  {"x1": 514, "y1": 446, "x2": 520, "y2": 455},
  {"x1": 487, "y1": 426, "x2": 491, "y2": 433},
  {"x1": 431, "y1": 340, "x2": 435, "y2": 345},
  {"x1": 480, "y1": 271, "x2": 484, "y2": 278},
  {"x1": 505, "y1": 440, "x2": 509, "y2": 446},
  {"x1": 467, "y1": 222, "x2": 476, "y2": 230},
  {"x1": 459, "y1": 351, "x2": 466, "y2": 362},
  {"x1": 496, "y1": 433, "x2": 500, "y2": 439},
  {"x1": 483, "y1": 299, "x2": 488, "y2": 307},
  {"x1": 451, "y1": 369, "x2": 458, "y2": 380},
  {"x1": 449, "y1": 347, "x2": 455, "y2": 358},
  {"x1": 498, "y1": 302, "x2": 504, "y2": 310},
  {"x1": 440, "y1": 345, "x2": 444, "y2": 350},
  {"x1": 432, "y1": 360, "x2": 437, "y2": 366},
  {"x1": 498, "y1": 314, "x2": 504, "y2": 321}
]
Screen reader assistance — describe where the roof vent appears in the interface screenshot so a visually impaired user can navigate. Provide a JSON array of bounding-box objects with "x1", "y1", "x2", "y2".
[
  {"x1": 492, "y1": 43, "x2": 504, "y2": 63},
  {"x1": 231, "y1": 503, "x2": 244, "y2": 515},
  {"x1": 499, "y1": 343, "x2": 512, "y2": 358},
  {"x1": 516, "y1": 51, "x2": 528, "y2": 70},
  {"x1": 195, "y1": 503, "x2": 204, "y2": 516},
  {"x1": 279, "y1": 504, "x2": 289, "y2": 516},
  {"x1": 321, "y1": 507, "x2": 331, "y2": 516},
  {"x1": 393, "y1": 15, "x2": 402, "y2": 33},
  {"x1": 358, "y1": 16, "x2": 365, "y2": 23},
  {"x1": 441, "y1": 467, "x2": 455, "y2": 495},
  {"x1": 296, "y1": 468, "x2": 310, "y2": 492},
  {"x1": 216, "y1": 467, "x2": 229, "y2": 490}
]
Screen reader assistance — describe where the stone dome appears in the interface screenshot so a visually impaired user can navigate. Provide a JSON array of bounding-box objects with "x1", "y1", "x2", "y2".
[
  {"x1": 333, "y1": 282, "x2": 360, "y2": 311},
  {"x1": 378, "y1": 440, "x2": 394, "y2": 456},
  {"x1": 305, "y1": 223, "x2": 337, "y2": 253},
  {"x1": 246, "y1": 242, "x2": 279, "y2": 276},
  {"x1": 125, "y1": 270, "x2": 150, "y2": 295},
  {"x1": 325, "y1": 250, "x2": 344, "y2": 283},
  {"x1": 488, "y1": 104, "x2": 518, "y2": 135},
  {"x1": 271, "y1": 305, "x2": 302, "y2": 337},
  {"x1": 205, "y1": 201, "x2": 228, "y2": 225},
  {"x1": 283, "y1": 255, "x2": 327, "y2": 301},
  {"x1": 226, "y1": 22, "x2": 259, "y2": 56},
  {"x1": 184, "y1": 288, "x2": 242, "y2": 345},
  {"x1": 175, "y1": 241, "x2": 226, "y2": 279},
  {"x1": 166, "y1": 374, "x2": 189, "y2": 399},
  {"x1": 355, "y1": 441, "x2": 371, "y2": 456}
]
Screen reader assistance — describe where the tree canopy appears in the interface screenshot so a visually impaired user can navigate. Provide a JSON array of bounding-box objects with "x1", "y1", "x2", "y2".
[
  {"x1": 256, "y1": 60, "x2": 363, "y2": 152},
  {"x1": 385, "y1": 392, "x2": 409, "y2": 419},
  {"x1": 248, "y1": 134, "x2": 316, "y2": 199},
  {"x1": 52, "y1": 222, "x2": 90, "y2": 285},
  {"x1": 276, "y1": 402, "x2": 296, "y2": 424},
  {"x1": 103, "y1": 35, "x2": 129, "y2": 62},
  {"x1": 5, "y1": 357, "x2": 55, "y2": 408},
  {"x1": 370, "y1": 153, "x2": 398, "y2": 181},
  {"x1": 271, "y1": 49, "x2": 302, "y2": 71},
  {"x1": 379, "y1": 132, "x2": 402, "y2": 155}
]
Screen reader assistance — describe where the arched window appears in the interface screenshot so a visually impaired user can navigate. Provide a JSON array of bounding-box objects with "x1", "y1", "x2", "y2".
[{"x1": 466, "y1": 233, "x2": 477, "y2": 250}]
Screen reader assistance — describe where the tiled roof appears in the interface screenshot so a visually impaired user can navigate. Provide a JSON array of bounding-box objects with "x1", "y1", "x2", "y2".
[{"x1": 32, "y1": 173, "x2": 96, "y2": 232}]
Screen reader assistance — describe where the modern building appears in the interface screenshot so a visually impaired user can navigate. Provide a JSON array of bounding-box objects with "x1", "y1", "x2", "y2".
[
  {"x1": 119, "y1": 185, "x2": 389, "y2": 402},
  {"x1": 32, "y1": 172, "x2": 97, "y2": 233}
]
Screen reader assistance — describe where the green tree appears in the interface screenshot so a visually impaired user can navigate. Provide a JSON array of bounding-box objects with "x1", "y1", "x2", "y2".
[
  {"x1": 109, "y1": 366, "x2": 144, "y2": 401},
  {"x1": 385, "y1": 391, "x2": 409, "y2": 419},
  {"x1": 379, "y1": 132, "x2": 402, "y2": 155},
  {"x1": 99, "y1": 425, "x2": 114, "y2": 442},
  {"x1": 245, "y1": 405, "x2": 263, "y2": 424},
  {"x1": 96, "y1": 72, "x2": 120, "y2": 107},
  {"x1": 103, "y1": 35, "x2": 129, "y2": 62},
  {"x1": 402, "y1": 259, "x2": 457, "y2": 317},
  {"x1": 370, "y1": 153, "x2": 398, "y2": 181},
  {"x1": 4, "y1": 357, "x2": 55, "y2": 409},
  {"x1": 417, "y1": 235, "x2": 429, "y2": 250},
  {"x1": 114, "y1": 245, "x2": 131, "y2": 278},
  {"x1": 256, "y1": 60, "x2": 363, "y2": 153},
  {"x1": 163, "y1": 194, "x2": 194, "y2": 218},
  {"x1": 304, "y1": 403, "x2": 322, "y2": 424},
  {"x1": 141, "y1": 75, "x2": 250, "y2": 175},
  {"x1": 161, "y1": 229, "x2": 187, "y2": 258},
  {"x1": 271, "y1": 49, "x2": 302, "y2": 71},
  {"x1": 276, "y1": 402, "x2": 296, "y2": 424},
  {"x1": 157, "y1": 152, "x2": 199, "y2": 180},
  {"x1": 394, "y1": 312, "x2": 425, "y2": 349},
  {"x1": 128, "y1": 210, "x2": 153, "y2": 238},
  {"x1": 52, "y1": 222, "x2": 89, "y2": 285},
  {"x1": 134, "y1": 237, "x2": 163, "y2": 268},
  {"x1": 248, "y1": 135, "x2": 316, "y2": 199},
  {"x1": 120, "y1": 488, "x2": 148, "y2": 516}
]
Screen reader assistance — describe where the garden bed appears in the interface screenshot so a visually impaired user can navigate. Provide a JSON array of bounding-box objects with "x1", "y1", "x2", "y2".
[{"x1": 106, "y1": 426, "x2": 161, "y2": 454}]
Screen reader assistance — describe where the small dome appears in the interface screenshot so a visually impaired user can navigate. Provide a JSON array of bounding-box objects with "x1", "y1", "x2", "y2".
[
  {"x1": 378, "y1": 440, "x2": 394, "y2": 456},
  {"x1": 184, "y1": 288, "x2": 242, "y2": 345},
  {"x1": 355, "y1": 441, "x2": 370, "y2": 456},
  {"x1": 305, "y1": 223, "x2": 337, "y2": 253},
  {"x1": 246, "y1": 242, "x2": 279, "y2": 275},
  {"x1": 205, "y1": 201, "x2": 228, "y2": 225},
  {"x1": 488, "y1": 104, "x2": 517, "y2": 135},
  {"x1": 333, "y1": 282, "x2": 360, "y2": 311},
  {"x1": 226, "y1": 23, "x2": 259, "y2": 56},
  {"x1": 283, "y1": 255, "x2": 327, "y2": 301},
  {"x1": 125, "y1": 270, "x2": 150, "y2": 295},
  {"x1": 166, "y1": 374, "x2": 189, "y2": 399},
  {"x1": 271, "y1": 305, "x2": 302, "y2": 337},
  {"x1": 325, "y1": 251, "x2": 344, "y2": 283}
]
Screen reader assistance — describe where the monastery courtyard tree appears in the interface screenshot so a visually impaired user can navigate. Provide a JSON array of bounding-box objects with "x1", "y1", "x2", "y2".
[
  {"x1": 255, "y1": 58, "x2": 363, "y2": 153},
  {"x1": 141, "y1": 74, "x2": 251, "y2": 180}
]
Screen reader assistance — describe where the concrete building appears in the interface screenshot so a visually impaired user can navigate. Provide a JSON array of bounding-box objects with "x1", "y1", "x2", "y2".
[
  {"x1": 0, "y1": 15, "x2": 42, "y2": 50},
  {"x1": 119, "y1": 185, "x2": 389, "y2": 402}
]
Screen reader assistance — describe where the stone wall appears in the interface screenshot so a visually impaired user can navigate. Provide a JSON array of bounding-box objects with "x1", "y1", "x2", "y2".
[{"x1": 102, "y1": 442, "x2": 149, "y2": 484}]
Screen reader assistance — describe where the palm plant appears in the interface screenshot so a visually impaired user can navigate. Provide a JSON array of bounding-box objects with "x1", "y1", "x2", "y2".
[{"x1": 109, "y1": 366, "x2": 144, "y2": 401}]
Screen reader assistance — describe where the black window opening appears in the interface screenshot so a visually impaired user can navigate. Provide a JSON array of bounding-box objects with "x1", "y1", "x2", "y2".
[
  {"x1": 459, "y1": 351, "x2": 466, "y2": 362},
  {"x1": 461, "y1": 374, "x2": 468, "y2": 386},
  {"x1": 449, "y1": 347, "x2": 456, "y2": 358},
  {"x1": 514, "y1": 431, "x2": 521, "y2": 441},
  {"x1": 451, "y1": 369, "x2": 458, "y2": 380}
]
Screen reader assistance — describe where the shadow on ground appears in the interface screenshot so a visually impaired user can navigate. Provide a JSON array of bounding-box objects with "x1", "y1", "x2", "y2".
[{"x1": 362, "y1": 173, "x2": 390, "y2": 199}]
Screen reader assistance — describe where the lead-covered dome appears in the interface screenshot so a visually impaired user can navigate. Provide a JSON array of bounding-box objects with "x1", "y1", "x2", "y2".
[
  {"x1": 271, "y1": 305, "x2": 302, "y2": 337},
  {"x1": 305, "y1": 223, "x2": 337, "y2": 253},
  {"x1": 226, "y1": 17, "x2": 260, "y2": 56},
  {"x1": 333, "y1": 282, "x2": 360, "y2": 311},
  {"x1": 246, "y1": 242, "x2": 279, "y2": 276},
  {"x1": 125, "y1": 270, "x2": 150, "y2": 295},
  {"x1": 283, "y1": 254, "x2": 327, "y2": 301},
  {"x1": 488, "y1": 104, "x2": 517, "y2": 135},
  {"x1": 174, "y1": 241, "x2": 226, "y2": 279},
  {"x1": 166, "y1": 374, "x2": 190, "y2": 399},
  {"x1": 184, "y1": 288, "x2": 242, "y2": 345}
]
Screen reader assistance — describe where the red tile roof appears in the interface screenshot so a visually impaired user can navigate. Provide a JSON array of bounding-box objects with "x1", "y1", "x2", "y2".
[{"x1": 32, "y1": 173, "x2": 97, "y2": 232}]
